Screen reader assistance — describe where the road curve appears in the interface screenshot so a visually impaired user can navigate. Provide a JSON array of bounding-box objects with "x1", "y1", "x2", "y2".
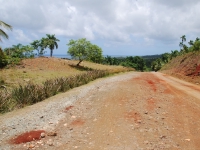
[{"x1": 1, "y1": 72, "x2": 200, "y2": 150}]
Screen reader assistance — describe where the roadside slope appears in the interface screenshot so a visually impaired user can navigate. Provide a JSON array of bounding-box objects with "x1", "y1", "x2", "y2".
[{"x1": 160, "y1": 52, "x2": 200, "y2": 85}]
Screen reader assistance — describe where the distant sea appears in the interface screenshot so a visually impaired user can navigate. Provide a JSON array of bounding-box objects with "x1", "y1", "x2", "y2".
[
  {"x1": 43, "y1": 54, "x2": 130, "y2": 59},
  {"x1": 43, "y1": 54, "x2": 71, "y2": 59}
]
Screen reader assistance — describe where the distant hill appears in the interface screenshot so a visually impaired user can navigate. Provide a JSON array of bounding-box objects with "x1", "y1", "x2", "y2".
[
  {"x1": 141, "y1": 54, "x2": 162, "y2": 59},
  {"x1": 160, "y1": 52, "x2": 200, "y2": 85}
]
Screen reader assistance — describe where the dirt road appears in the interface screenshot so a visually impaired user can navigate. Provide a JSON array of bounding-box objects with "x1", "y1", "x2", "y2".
[{"x1": 1, "y1": 72, "x2": 200, "y2": 150}]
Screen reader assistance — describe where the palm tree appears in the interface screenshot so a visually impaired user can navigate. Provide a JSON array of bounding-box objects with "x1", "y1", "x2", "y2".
[
  {"x1": 180, "y1": 35, "x2": 186, "y2": 43},
  {"x1": 179, "y1": 42, "x2": 183, "y2": 50},
  {"x1": 43, "y1": 34, "x2": 60, "y2": 57},
  {"x1": 170, "y1": 50, "x2": 179, "y2": 59},
  {"x1": 0, "y1": 20, "x2": 12, "y2": 42},
  {"x1": 188, "y1": 40, "x2": 194, "y2": 46}
]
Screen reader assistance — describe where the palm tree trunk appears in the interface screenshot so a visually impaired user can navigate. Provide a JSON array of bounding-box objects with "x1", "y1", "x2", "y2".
[{"x1": 50, "y1": 49, "x2": 53, "y2": 57}]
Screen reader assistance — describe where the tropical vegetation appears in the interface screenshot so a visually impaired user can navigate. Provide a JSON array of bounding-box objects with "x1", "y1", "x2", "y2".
[
  {"x1": 151, "y1": 35, "x2": 200, "y2": 71},
  {"x1": 67, "y1": 38, "x2": 103, "y2": 66},
  {"x1": 0, "y1": 20, "x2": 12, "y2": 42}
]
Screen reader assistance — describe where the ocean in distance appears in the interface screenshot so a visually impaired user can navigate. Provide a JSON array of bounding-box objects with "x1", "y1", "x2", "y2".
[{"x1": 43, "y1": 54, "x2": 130, "y2": 59}]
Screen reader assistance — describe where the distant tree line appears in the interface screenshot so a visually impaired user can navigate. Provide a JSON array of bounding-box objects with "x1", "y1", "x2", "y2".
[{"x1": 101, "y1": 55, "x2": 146, "y2": 71}]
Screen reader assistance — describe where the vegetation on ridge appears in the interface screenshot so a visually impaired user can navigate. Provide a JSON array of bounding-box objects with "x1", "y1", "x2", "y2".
[{"x1": 151, "y1": 35, "x2": 200, "y2": 72}]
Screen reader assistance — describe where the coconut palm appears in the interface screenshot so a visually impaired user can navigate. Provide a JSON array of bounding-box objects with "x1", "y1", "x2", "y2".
[
  {"x1": 0, "y1": 20, "x2": 12, "y2": 42},
  {"x1": 180, "y1": 35, "x2": 186, "y2": 43},
  {"x1": 179, "y1": 42, "x2": 183, "y2": 50},
  {"x1": 43, "y1": 34, "x2": 60, "y2": 57}
]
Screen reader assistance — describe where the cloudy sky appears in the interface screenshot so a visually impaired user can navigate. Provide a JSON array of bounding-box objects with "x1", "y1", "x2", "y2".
[{"x1": 1, "y1": 0, "x2": 200, "y2": 56}]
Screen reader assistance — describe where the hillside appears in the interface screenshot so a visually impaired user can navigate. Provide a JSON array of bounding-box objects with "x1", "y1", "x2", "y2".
[
  {"x1": 0, "y1": 57, "x2": 132, "y2": 89},
  {"x1": 160, "y1": 51, "x2": 200, "y2": 85}
]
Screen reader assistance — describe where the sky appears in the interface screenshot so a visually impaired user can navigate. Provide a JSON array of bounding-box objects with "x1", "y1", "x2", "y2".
[{"x1": 1, "y1": 0, "x2": 200, "y2": 56}]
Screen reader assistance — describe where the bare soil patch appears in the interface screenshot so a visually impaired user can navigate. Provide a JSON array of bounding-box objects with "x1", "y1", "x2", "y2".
[{"x1": 10, "y1": 130, "x2": 45, "y2": 144}]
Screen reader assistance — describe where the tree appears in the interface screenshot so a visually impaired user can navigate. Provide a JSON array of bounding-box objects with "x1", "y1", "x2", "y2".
[
  {"x1": 188, "y1": 40, "x2": 194, "y2": 46},
  {"x1": 180, "y1": 35, "x2": 186, "y2": 43},
  {"x1": 179, "y1": 42, "x2": 183, "y2": 50},
  {"x1": 151, "y1": 58, "x2": 162, "y2": 72},
  {"x1": 0, "y1": 47, "x2": 8, "y2": 68},
  {"x1": 193, "y1": 40, "x2": 200, "y2": 51},
  {"x1": 86, "y1": 44, "x2": 103, "y2": 63},
  {"x1": 43, "y1": 34, "x2": 60, "y2": 57},
  {"x1": 104, "y1": 56, "x2": 114, "y2": 65},
  {"x1": 30, "y1": 40, "x2": 46, "y2": 56},
  {"x1": 161, "y1": 53, "x2": 170, "y2": 63},
  {"x1": 121, "y1": 56, "x2": 146, "y2": 71},
  {"x1": 67, "y1": 38, "x2": 103, "y2": 66},
  {"x1": 0, "y1": 20, "x2": 12, "y2": 42},
  {"x1": 182, "y1": 44, "x2": 189, "y2": 53},
  {"x1": 170, "y1": 50, "x2": 179, "y2": 59},
  {"x1": 195, "y1": 37, "x2": 199, "y2": 42},
  {"x1": 4, "y1": 43, "x2": 34, "y2": 58}
]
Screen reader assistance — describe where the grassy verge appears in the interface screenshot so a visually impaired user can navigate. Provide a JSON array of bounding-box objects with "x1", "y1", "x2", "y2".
[{"x1": 0, "y1": 68, "x2": 133, "y2": 114}]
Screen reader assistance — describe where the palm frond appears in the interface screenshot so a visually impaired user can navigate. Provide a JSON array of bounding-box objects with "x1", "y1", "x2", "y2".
[
  {"x1": 0, "y1": 21, "x2": 12, "y2": 30},
  {"x1": 0, "y1": 29, "x2": 9, "y2": 40}
]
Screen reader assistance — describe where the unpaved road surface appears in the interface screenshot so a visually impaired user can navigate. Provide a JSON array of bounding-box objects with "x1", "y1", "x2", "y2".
[{"x1": 1, "y1": 72, "x2": 200, "y2": 150}]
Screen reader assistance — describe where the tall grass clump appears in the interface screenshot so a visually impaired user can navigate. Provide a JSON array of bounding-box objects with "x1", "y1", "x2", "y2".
[
  {"x1": 1, "y1": 68, "x2": 131, "y2": 114},
  {"x1": 0, "y1": 90, "x2": 13, "y2": 113},
  {"x1": 12, "y1": 83, "x2": 45, "y2": 108}
]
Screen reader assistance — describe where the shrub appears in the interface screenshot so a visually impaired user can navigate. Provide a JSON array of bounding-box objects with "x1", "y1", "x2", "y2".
[{"x1": 0, "y1": 48, "x2": 8, "y2": 68}]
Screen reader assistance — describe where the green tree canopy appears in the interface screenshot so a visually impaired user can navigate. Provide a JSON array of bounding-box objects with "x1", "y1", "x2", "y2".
[
  {"x1": 43, "y1": 34, "x2": 60, "y2": 57},
  {"x1": 161, "y1": 53, "x2": 170, "y2": 63},
  {"x1": 67, "y1": 38, "x2": 103, "y2": 66},
  {"x1": 151, "y1": 58, "x2": 162, "y2": 72},
  {"x1": 86, "y1": 44, "x2": 103, "y2": 63},
  {"x1": 30, "y1": 40, "x2": 46, "y2": 56},
  {"x1": 4, "y1": 43, "x2": 34, "y2": 58},
  {"x1": 0, "y1": 20, "x2": 12, "y2": 42},
  {"x1": 120, "y1": 56, "x2": 146, "y2": 71}
]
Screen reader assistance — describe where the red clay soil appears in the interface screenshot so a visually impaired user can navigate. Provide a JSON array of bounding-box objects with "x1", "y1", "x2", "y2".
[
  {"x1": 193, "y1": 64, "x2": 200, "y2": 76},
  {"x1": 146, "y1": 80, "x2": 157, "y2": 92},
  {"x1": 65, "y1": 106, "x2": 74, "y2": 111},
  {"x1": 19, "y1": 57, "x2": 71, "y2": 71},
  {"x1": 10, "y1": 130, "x2": 45, "y2": 144},
  {"x1": 70, "y1": 119, "x2": 85, "y2": 126},
  {"x1": 161, "y1": 52, "x2": 200, "y2": 85}
]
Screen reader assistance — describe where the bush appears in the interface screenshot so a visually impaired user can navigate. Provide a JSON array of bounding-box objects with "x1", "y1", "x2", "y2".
[{"x1": 0, "y1": 48, "x2": 8, "y2": 68}]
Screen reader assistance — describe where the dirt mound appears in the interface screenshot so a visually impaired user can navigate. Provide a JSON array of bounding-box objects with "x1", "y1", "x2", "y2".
[
  {"x1": 18, "y1": 57, "x2": 72, "y2": 71},
  {"x1": 161, "y1": 52, "x2": 200, "y2": 85}
]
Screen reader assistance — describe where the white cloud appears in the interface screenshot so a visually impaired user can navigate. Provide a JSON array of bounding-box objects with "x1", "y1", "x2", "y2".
[
  {"x1": 1, "y1": 0, "x2": 200, "y2": 54},
  {"x1": 13, "y1": 29, "x2": 31, "y2": 43}
]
